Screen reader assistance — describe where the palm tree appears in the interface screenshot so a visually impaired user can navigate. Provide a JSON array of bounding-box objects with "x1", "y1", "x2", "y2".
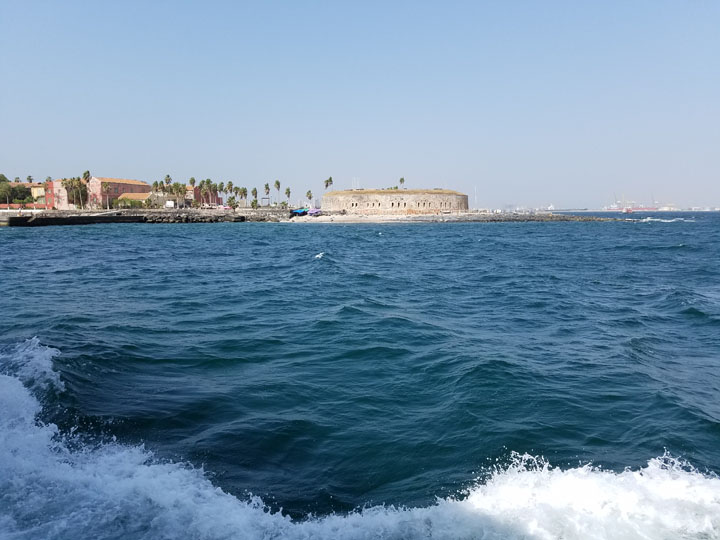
[
  {"x1": 82, "y1": 170, "x2": 91, "y2": 182},
  {"x1": 75, "y1": 177, "x2": 85, "y2": 210},
  {"x1": 61, "y1": 178, "x2": 72, "y2": 208},
  {"x1": 263, "y1": 183, "x2": 270, "y2": 206},
  {"x1": 274, "y1": 180, "x2": 280, "y2": 205},
  {"x1": 306, "y1": 190, "x2": 313, "y2": 206},
  {"x1": 152, "y1": 181, "x2": 159, "y2": 192},
  {"x1": 198, "y1": 180, "x2": 204, "y2": 204},
  {"x1": 26, "y1": 175, "x2": 34, "y2": 183},
  {"x1": 42, "y1": 179, "x2": 52, "y2": 208},
  {"x1": 226, "y1": 181, "x2": 233, "y2": 200},
  {"x1": 63, "y1": 177, "x2": 85, "y2": 210},
  {"x1": 101, "y1": 181, "x2": 110, "y2": 209},
  {"x1": 164, "y1": 174, "x2": 172, "y2": 188},
  {"x1": 251, "y1": 187, "x2": 258, "y2": 201},
  {"x1": 174, "y1": 182, "x2": 185, "y2": 207},
  {"x1": 399, "y1": 177, "x2": 405, "y2": 188},
  {"x1": 324, "y1": 176, "x2": 333, "y2": 190},
  {"x1": 240, "y1": 187, "x2": 248, "y2": 207},
  {"x1": 285, "y1": 187, "x2": 291, "y2": 205}
]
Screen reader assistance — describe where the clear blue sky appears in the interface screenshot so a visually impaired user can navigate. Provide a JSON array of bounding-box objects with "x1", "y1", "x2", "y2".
[{"x1": 1, "y1": 1, "x2": 718, "y2": 208}]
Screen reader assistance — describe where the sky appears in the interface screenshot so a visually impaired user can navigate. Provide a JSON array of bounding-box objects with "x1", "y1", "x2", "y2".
[{"x1": 1, "y1": 0, "x2": 719, "y2": 209}]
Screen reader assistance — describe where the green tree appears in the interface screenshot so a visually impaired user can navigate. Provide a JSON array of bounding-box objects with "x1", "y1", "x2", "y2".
[
  {"x1": 251, "y1": 198, "x2": 258, "y2": 209},
  {"x1": 399, "y1": 177, "x2": 405, "y2": 188},
  {"x1": 306, "y1": 190, "x2": 313, "y2": 204},
  {"x1": 189, "y1": 177, "x2": 196, "y2": 188},
  {"x1": 164, "y1": 174, "x2": 172, "y2": 188},
  {"x1": 0, "y1": 183, "x2": 12, "y2": 206},
  {"x1": 82, "y1": 170, "x2": 91, "y2": 182},
  {"x1": 285, "y1": 187, "x2": 291, "y2": 204},
  {"x1": 226, "y1": 181, "x2": 233, "y2": 200},
  {"x1": 251, "y1": 187, "x2": 258, "y2": 200},
  {"x1": 324, "y1": 176, "x2": 333, "y2": 190},
  {"x1": 26, "y1": 175, "x2": 34, "y2": 183},
  {"x1": 263, "y1": 183, "x2": 270, "y2": 205},
  {"x1": 274, "y1": 180, "x2": 281, "y2": 204},
  {"x1": 0, "y1": 173, "x2": 9, "y2": 183},
  {"x1": 152, "y1": 181, "x2": 159, "y2": 192}
]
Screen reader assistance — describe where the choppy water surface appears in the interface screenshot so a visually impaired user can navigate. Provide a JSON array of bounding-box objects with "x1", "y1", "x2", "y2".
[{"x1": 1, "y1": 214, "x2": 720, "y2": 539}]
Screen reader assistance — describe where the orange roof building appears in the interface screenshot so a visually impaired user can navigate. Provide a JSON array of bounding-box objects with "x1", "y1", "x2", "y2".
[{"x1": 87, "y1": 176, "x2": 151, "y2": 209}]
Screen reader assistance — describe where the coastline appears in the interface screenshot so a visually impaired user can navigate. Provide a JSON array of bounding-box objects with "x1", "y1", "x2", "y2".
[
  {"x1": 0, "y1": 209, "x2": 616, "y2": 227},
  {"x1": 287, "y1": 212, "x2": 613, "y2": 224}
]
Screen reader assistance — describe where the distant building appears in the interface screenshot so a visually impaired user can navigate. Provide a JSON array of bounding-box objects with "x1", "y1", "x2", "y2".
[
  {"x1": 185, "y1": 185, "x2": 223, "y2": 206},
  {"x1": 45, "y1": 181, "x2": 70, "y2": 210},
  {"x1": 87, "y1": 177, "x2": 151, "y2": 209},
  {"x1": 117, "y1": 192, "x2": 152, "y2": 208},
  {"x1": 6, "y1": 182, "x2": 48, "y2": 207},
  {"x1": 322, "y1": 188, "x2": 469, "y2": 215}
]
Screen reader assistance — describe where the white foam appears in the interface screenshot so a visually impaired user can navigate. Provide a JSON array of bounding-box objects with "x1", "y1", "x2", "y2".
[
  {"x1": 0, "y1": 337, "x2": 64, "y2": 393},
  {"x1": 638, "y1": 217, "x2": 695, "y2": 223},
  {"x1": 314, "y1": 252, "x2": 325, "y2": 259},
  {"x1": 1, "y1": 341, "x2": 719, "y2": 540}
]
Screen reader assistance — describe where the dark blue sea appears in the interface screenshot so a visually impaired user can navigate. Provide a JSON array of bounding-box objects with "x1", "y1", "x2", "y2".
[{"x1": 2, "y1": 213, "x2": 720, "y2": 539}]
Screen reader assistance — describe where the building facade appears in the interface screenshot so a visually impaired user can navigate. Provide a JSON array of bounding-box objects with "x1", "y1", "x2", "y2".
[
  {"x1": 45, "y1": 181, "x2": 70, "y2": 210},
  {"x1": 322, "y1": 189, "x2": 469, "y2": 215},
  {"x1": 87, "y1": 177, "x2": 151, "y2": 209}
]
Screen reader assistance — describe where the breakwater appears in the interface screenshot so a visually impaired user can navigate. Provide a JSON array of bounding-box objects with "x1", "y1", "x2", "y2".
[
  {"x1": 0, "y1": 209, "x2": 286, "y2": 227},
  {"x1": 1, "y1": 209, "x2": 612, "y2": 227}
]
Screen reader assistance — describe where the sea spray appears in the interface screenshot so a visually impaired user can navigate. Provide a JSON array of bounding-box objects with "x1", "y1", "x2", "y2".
[{"x1": 2, "y1": 340, "x2": 719, "y2": 540}]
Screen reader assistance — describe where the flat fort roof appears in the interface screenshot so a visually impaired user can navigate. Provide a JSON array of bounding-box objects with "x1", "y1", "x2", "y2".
[{"x1": 326, "y1": 188, "x2": 465, "y2": 196}]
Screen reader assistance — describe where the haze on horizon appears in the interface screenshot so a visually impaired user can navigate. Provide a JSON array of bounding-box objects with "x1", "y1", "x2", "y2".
[{"x1": 1, "y1": 1, "x2": 718, "y2": 209}]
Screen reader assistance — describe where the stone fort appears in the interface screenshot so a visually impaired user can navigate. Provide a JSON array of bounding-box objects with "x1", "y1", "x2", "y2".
[{"x1": 322, "y1": 189, "x2": 469, "y2": 215}]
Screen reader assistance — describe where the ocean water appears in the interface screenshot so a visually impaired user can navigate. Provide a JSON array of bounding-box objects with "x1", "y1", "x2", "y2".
[{"x1": 1, "y1": 213, "x2": 720, "y2": 539}]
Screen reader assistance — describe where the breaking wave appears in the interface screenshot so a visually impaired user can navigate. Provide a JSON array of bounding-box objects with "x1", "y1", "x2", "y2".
[{"x1": 2, "y1": 339, "x2": 720, "y2": 540}]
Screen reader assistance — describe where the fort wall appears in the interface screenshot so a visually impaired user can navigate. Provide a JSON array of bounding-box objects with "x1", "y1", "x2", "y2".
[{"x1": 322, "y1": 189, "x2": 469, "y2": 215}]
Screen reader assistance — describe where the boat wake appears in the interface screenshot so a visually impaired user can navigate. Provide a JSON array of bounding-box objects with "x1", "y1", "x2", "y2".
[
  {"x1": 2, "y1": 339, "x2": 720, "y2": 540},
  {"x1": 638, "y1": 217, "x2": 695, "y2": 223}
]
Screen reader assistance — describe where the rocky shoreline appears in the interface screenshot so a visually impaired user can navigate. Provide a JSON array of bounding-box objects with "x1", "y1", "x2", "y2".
[{"x1": 1, "y1": 209, "x2": 615, "y2": 227}]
